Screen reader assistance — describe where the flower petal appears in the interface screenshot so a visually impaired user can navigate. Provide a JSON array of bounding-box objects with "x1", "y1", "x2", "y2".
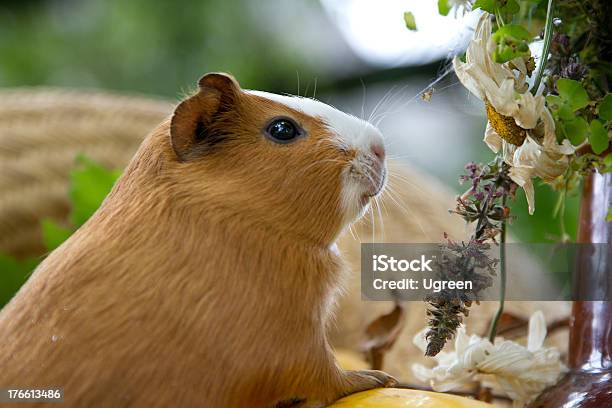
[
  {"x1": 453, "y1": 57, "x2": 485, "y2": 100},
  {"x1": 484, "y1": 122, "x2": 503, "y2": 153},
  {"x1": 514, "y1": 92, "x2": 543, "y2": 130},
  {"x1": 527, "y1": 311, "x2": 547, "y2": 352},
  {"x1": 431, "y1": 372, "x2": 475, "y2": 392},
  {"x1": 534, "y1": 151, "x2": 568, "y2": 182},
  {"x1": 509, "y1": 167, "x2": 536, "y2": 214},
  {"x1": 454, "y1": 326, "x2": 470, "y2": 355},
  {"x1": 412, "y1": 363, "x2": 434, "y2": 382},
  {"x1": 485, "y1": 78, "x2": 517, "y2": 116},
  {"x1": 523, "y1": 179, "x2": 535, "y2": 215},
  {"x1": 413, "y1": 328, "x2": 429, "y2": 353},
  {"x1": 512, "y1": 137, "x2": 541, "y2": 168},
  {"x1": 510, "y1": 56, "x2": 527, "y2": 76}
]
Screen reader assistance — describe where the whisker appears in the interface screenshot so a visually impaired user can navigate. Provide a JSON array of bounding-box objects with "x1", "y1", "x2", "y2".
[
  {"x1": 370, "y1": 82, "x2": 415, "y2": 125},
  {"x1": 386, "y1": 153, "x2": 416, "y2": 161},
  {"x1": 378, "y1": 191, "x2": 391, "y2": 218},
  {"x1": 347, "y1": 223, "x2": 358, "y2": 242},
  {"x1": 351, "y1": 221, "x2": 362, "y2": 243},
  {"x1": 388, "y1": 171, "x2": 430, "y2": 197},
  {"x1": 360, "y1": 78, "x2": 367, "y2": 121},
  {"x1": 383, "y1": 187, "x2": 432, "y2": 241},
  {"x1": 368, "y1": 84, "x2": 402, "y2": 124},
  {"x1": 374, "y1": 196, "x2": 385, "y2": 242},
  {"x1": 296, "y1": 70, "x2": 301, "y2": 97}
]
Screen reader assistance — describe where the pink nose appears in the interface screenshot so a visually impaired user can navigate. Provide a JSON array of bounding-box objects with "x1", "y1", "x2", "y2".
[{"x1": 370, "y1": 143, "x2": 386, "y2": 161}]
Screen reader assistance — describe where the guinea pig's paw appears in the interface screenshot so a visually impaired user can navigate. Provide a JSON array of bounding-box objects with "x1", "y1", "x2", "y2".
[{"x1": 342, "y1": 369, "x2": 398, "y2": 394}]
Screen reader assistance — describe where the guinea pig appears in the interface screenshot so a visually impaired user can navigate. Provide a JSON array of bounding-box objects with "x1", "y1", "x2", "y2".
[{"x1": 0, "y1": 73, "x2": 394, "y2": 407}]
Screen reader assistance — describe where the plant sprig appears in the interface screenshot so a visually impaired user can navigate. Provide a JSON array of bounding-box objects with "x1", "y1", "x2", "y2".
[{"x1": 424, "y1": 158, "x2": 516, "y2": 356}]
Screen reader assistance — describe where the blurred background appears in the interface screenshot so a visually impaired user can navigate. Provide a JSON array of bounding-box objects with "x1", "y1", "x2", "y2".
[{"x1": 0, "y1": 0, "x2": 579, "y2": 300}]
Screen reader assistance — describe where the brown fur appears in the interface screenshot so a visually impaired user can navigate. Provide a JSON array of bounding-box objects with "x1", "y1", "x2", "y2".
[{"x1": 0, "y1": 74, "x2": 394, "y2": 407}]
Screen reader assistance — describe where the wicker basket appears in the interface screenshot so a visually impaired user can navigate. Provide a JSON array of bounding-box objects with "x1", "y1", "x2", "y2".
[{"x1": 0, "y1": 88, "x2": 174, "y2": 257}]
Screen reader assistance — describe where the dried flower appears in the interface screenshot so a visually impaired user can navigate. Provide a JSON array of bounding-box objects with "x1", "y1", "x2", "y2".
[
  {"x1": 413, "y1": 311, "x2": 567, "y2": 408},
  {"x1": 453, "y1": 13, "x2": 574, "y2": 214},
  {"x1": 424, "y1": 297, "x2": 470, "y2": 357},
  {"x1": 559, "y1": 57, "x2": 589, "y2": 81},
  {"x1": 424, "y1": 238, "x2": 498, "y2": 357},
  {"x1": 550, "y1": 33, "x2": 570, "y2": 58},
  {"x1": 493, "y1": 118, "x2": 574, "y2": 214},
  {"x1": 455, "y1": 159, "x2": 515, "y2": 239}
]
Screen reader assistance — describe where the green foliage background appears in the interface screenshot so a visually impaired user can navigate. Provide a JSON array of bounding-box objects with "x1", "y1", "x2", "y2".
[{"x1": 0, "y1": 0, "x2": 317, "y2": 96}]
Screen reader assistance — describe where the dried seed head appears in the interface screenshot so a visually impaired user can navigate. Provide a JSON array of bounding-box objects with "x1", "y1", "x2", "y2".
[{"x1": 485, "y1": 103, "x2": 527, "y2": 146}]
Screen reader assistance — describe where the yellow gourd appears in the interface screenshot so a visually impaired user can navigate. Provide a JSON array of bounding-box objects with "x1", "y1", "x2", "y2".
[{"x1": 331, "y1": 388, "x2": 497, "y2": 407}]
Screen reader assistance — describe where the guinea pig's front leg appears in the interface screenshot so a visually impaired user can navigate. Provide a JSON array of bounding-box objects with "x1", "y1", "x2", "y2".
[
  {"x1": 300, "y1": 370, "x2": 397, "y2": 406},
  {"x1": 275, "y1": 369, "x2": 396, "y2": 407},
  {"x1": 340, "y1": 369, "x2": 398, "y2": 395}
]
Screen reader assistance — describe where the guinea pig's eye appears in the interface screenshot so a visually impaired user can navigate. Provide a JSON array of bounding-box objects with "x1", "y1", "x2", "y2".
[{"x1": 264, "y1": 118, "x2": 302, "y2": 143}]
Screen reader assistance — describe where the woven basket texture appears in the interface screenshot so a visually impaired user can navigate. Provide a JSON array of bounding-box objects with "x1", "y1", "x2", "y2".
[{"x1": 0, "y1": 88, "x2": 174, "y2": 257}]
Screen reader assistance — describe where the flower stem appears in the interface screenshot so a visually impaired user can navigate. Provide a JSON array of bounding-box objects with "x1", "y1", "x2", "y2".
[
  {"x1": 488, "y1": 196, "x2": 507, "y2": 343},
  {"x1": 494, "y1": 8, "x2": 504, "y2": 27},
  {"x1": 530, "y1": 0, "x2": 554, "y2": 94}
]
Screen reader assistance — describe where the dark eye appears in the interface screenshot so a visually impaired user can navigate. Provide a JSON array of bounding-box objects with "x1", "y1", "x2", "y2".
[{"x1": 265, "y1": 118, "x2": 301, "y2": 143}]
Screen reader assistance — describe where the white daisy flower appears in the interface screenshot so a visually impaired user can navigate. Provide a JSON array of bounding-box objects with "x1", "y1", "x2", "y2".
[
  {"x1": 454, "y1": 13, "x2": 574, "y2": 214},
  {"x1": 412, "y1": 311, "x2": 567, "y2": 408}
]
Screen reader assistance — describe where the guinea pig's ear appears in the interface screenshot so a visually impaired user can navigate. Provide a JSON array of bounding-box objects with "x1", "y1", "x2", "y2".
[{"x1": 170, "y1": 72, "x2": 241, "y2": 161}]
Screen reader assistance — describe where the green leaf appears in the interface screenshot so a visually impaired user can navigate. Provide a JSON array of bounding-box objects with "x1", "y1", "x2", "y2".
[
  {"x1": 493, "y1": 43, "x2": 530, "y2": 63},
  {"x1": 589, "y1": 120, "x2": 609, "y2": 154},
  {"x1": 555, "y1": 120, "x2": 567, "y2": 143},
  {"x1": 41, "y1": 218, "x2": 73, "y2": 251},
  {"x1": 546, "y1": 95, "x2": 563, "y2": 109},
  {"x1": 606, "y1": 206, "x2": 612, "y2": 222},
  {"x1": 493, "y1": 25, "x2": 530, "y2": 42},
  {"x1": 598, "y1": 93, "x2": 612, "y2": 121},
  {"x1": 599, "y1": 153, "x2": 612, "y2": 174},
  {"x1": 558, "y1": 104, "x2": 576, "y2": 121},
  {"x1": 501, "y1": 0, "x2": 520, "y2": 13},
  {"x1": 69, "y1": 155, "x2": 121, "y2": 226},
  {"x1": 557, "y1": 79, "x2": 590, "y2": 111},
  {"x1": 564, "y1": 117, "x2": 589, "y2": 145},
  {"x1": 0, "y1": 254, "x2": 38, "y2": 307},
  {"x1": 473, "y1": 0, "x2": 497, "y2": 13},
  {"x1": 492, "y1": 24, "x2": 531, "y2": 63},
  {"x1": 403, "y1": 12, "x2": 417, "y2": 31},
  {"x1": 438, "y1": 0, "x2": 451, "y2": 15}
]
